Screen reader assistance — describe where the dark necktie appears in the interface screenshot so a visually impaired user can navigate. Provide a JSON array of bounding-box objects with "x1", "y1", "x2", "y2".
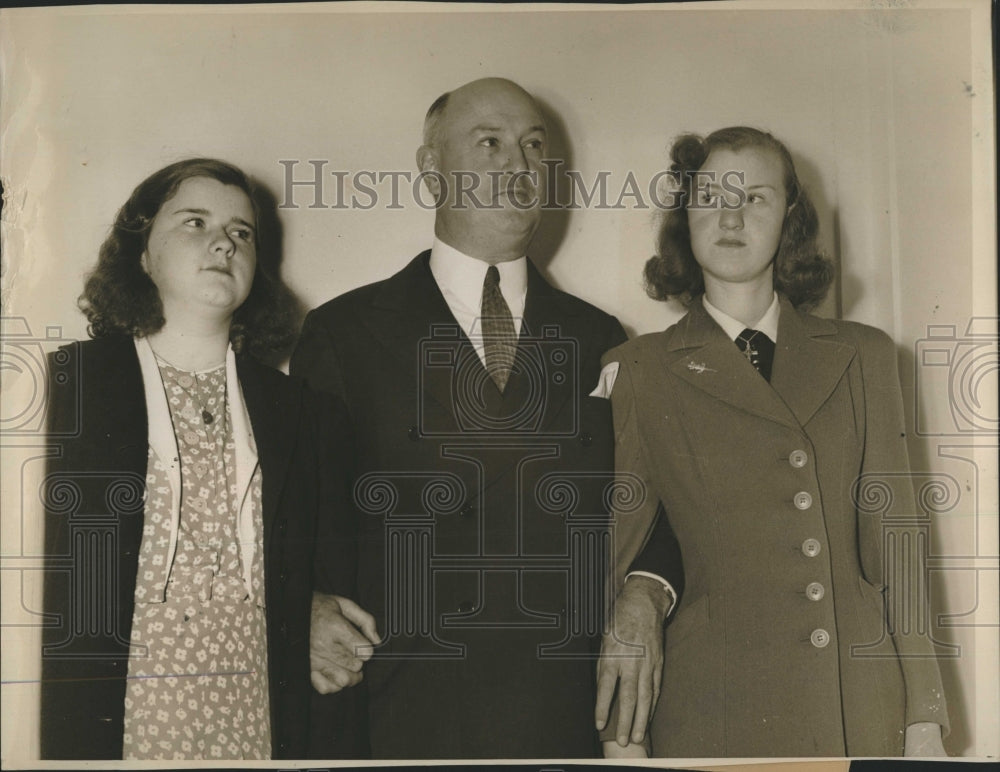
[
  {"x1": 736, "y1": 328, "x2": 775, "y2": 382},
  {"x1": 481, "y1": 265, "x2": 517, "y2": 392}
]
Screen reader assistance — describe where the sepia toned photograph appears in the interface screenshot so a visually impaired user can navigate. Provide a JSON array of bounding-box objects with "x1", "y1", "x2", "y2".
[{"x1": 1, "y1": 1, "x2": 996, "y2": 767}]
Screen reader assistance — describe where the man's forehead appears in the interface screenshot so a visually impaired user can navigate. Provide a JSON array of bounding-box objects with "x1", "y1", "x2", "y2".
[{"x1": 446, "y1": 86, "x2": 545, "y2": 131}]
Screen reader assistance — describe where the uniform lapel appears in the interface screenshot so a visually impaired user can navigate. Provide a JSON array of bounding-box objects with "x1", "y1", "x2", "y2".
[
  {"x1": 770, "y1": 296, "x2": 856, "y2": 427},
  {"x1": 662, "y1": 300, "x2": 802, "y2": 431}
]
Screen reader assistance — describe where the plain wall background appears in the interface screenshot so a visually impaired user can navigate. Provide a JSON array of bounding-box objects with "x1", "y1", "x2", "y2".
[{"x1": 1, "y1": 1, "x2": 996, "y2": 762}]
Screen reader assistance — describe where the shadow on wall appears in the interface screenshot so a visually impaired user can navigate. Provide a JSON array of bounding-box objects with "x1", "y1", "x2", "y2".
[
  {"x1": 252, "y1": 182, "x2": 308, "y2": 371},
  {"x1": 897, "y1": 335, "x2": 977, "y2": 756},
  {"x1": 526, "y1": 96, "x2": 572, "y2": 279},
  {"x1": 790, "y1": 150, "x2": 840, "y2": 321}
]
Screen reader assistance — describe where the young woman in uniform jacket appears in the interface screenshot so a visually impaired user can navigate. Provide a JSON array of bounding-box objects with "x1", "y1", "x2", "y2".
[
  {"x1": 41, "y1": 159, "x2": 353, "y2": 759},
  {"x1": 600, "y1": 128, "x2": 948, "y2": 757}
]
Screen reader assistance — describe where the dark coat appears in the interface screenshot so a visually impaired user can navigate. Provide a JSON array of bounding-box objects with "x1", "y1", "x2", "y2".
[
  {"x1": 603, "y1": 296, "x2": 948, "y2": 757},
  {"x1": 40, "y1": 335, "x2": 350, "y2": 759},
  {"x1": 291, "y1": 251, "x2": 682, "y2": 759}
]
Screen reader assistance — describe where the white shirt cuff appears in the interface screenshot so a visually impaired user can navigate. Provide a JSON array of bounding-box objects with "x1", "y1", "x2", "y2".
[{"x1": 625, "y1": 570, "x2": 677, "y2": 618}]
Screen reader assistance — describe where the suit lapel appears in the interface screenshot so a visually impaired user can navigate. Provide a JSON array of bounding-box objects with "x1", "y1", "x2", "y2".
[
  {"x1": 364, "y1": 251, "x2": 482, "y2": 418},
  {"x1": 236, "y1": 357, "x2": 297, "y2": 536},
  {"x1": 510, "y1": 260, "x2": 574, "y2": 429},
  {"x1": 770, "y1": 297, "x2": 856, "y2": 427},
  {"x1": 362, "y1": 252, "x2": 576, "y2": 430},
  {"x1": 663, "y1": 301, "x2": 802, "y2": 431}
]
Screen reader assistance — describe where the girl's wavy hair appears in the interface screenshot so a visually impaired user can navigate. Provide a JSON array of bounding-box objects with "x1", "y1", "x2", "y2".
[
  {"x1": 644, "y1": 126, "x2": 833, "y2": 309},
  {"x1": 79, "y1": 158, "x2": 296, "y2": 359}
]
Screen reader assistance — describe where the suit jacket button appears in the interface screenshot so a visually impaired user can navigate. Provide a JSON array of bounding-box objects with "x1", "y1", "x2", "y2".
[
  {"x1": 407, "y1": 426, "x2": 421, "y2": 441},
  {"x1": 794, "y1": 491, "x2": 813, "y2": 510},
  {"x1": 457, "y1": 600, "x2": 475, "y2": 613},
  {"x1": 805, "y1": 581, "x2": 825, "y2": 601},
  {"x1": 802, "y1": 538, "x2": 822, "y2": 557},
  {"x1": 789, "y1": 449, "x2": 808, "y2": 468},
  {"x1": 579, "y1": 431, "x2": 593, "y2": 447},
  {"x1": 279, "y1": 571, "x2": 288, "y2": 583},
  {"x1": 278, "y1": 678, "x2": 288, "y2": 688},
  {"x1": 810, "y1": 628, "x2": 831, "y2": 648},
  {"x1": 280, "y1": 623, "x2": 288, "y2": 637}
]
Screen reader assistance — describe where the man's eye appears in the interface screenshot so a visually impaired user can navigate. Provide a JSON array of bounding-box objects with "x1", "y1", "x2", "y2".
[{"x1": 480, "y1": 137, "x2": 499, "y2": 148}]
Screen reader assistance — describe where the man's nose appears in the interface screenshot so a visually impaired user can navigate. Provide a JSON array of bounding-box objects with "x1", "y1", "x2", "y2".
[{"x1": 502, "y1": 144, "x2": 531, "y2": 173}]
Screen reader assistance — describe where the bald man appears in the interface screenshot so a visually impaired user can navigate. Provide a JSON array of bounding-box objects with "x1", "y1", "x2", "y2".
[{"x1": 293, "y1": 78, "x2": 681, "y2": 759}]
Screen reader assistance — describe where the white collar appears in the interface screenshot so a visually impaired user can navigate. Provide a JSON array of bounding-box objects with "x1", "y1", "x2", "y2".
[
  {"x1": 702, "y1": 291, "x2": 781, "y2": 343},
  {"x1": 429, "y1": 237, "x2": 528, "y2": 311}
]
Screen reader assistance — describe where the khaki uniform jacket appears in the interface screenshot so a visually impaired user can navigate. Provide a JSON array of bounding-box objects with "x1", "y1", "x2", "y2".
[{"x1": 603, "y1": 296, "x2": 947, "y2": 757}]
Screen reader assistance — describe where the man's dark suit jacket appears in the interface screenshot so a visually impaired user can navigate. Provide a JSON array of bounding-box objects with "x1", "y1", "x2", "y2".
[
  {"x1": 292, "y1": 251, "x2": 682, "y2": 759},
  {"x1": 40, "y1": 335, "x2": 353, "y2": 759}
]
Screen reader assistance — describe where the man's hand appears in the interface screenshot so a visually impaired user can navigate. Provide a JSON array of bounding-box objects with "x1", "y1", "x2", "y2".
[
  {"x1": 602, "y1": 740, "x2": 649, "y2": 758},
  {"x1": 594, "y1": 575, "x2": 672, "y2": 746},
  {"x1": 904, "y1": 722, "x2": 947, "y2": 756},
  {"x1": 310, "y1": 592, "x2": 380, "y2": 694}
]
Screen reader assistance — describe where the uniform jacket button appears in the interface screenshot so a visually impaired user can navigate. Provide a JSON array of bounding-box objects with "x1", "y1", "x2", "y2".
[
  {"x1": 794, "y1": 491, "x2": 813, "y2": 510},
  {"x1": 802, "y1": 538, "x2": 822, "y2": 557},
  {"x1": 407, "y1": 426, "x2": 421, "y2": 441},
  {"x1": 460, "y1": 503, "x2": 474, "y2": 518},
  {"x1": 805, "y1": 581, "x2": 825, "y2": 601},
  {"x1": 789, "y1": 449, "x2": 808, "y2": 468},
  {"x1": 810, "y1": 628, "x2": 831, "y2": 648},
  {"x1": 457, "y1": 600, "x2": 475, "y2": 613},
  {"x1": 579, "y1": 431, "x2": 593, "y2": 447}
]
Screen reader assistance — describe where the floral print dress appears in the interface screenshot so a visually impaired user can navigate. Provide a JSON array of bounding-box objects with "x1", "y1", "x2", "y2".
[{"x1": 123, "y1": 361, "x2": 270, "y2": 760}]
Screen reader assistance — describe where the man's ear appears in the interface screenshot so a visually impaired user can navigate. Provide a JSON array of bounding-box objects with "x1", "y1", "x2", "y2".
[{"x1": 416, "y1": 145, "x2": 442, "y2": 201}]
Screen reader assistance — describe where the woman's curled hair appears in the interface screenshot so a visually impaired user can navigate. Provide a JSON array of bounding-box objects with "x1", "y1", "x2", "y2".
[
  {"x1": 644, "y1": 126, "x2": 834, "y2": 309},
  {"x1": 78, "y1": 157, "x2": 296, "y2": 360}
]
